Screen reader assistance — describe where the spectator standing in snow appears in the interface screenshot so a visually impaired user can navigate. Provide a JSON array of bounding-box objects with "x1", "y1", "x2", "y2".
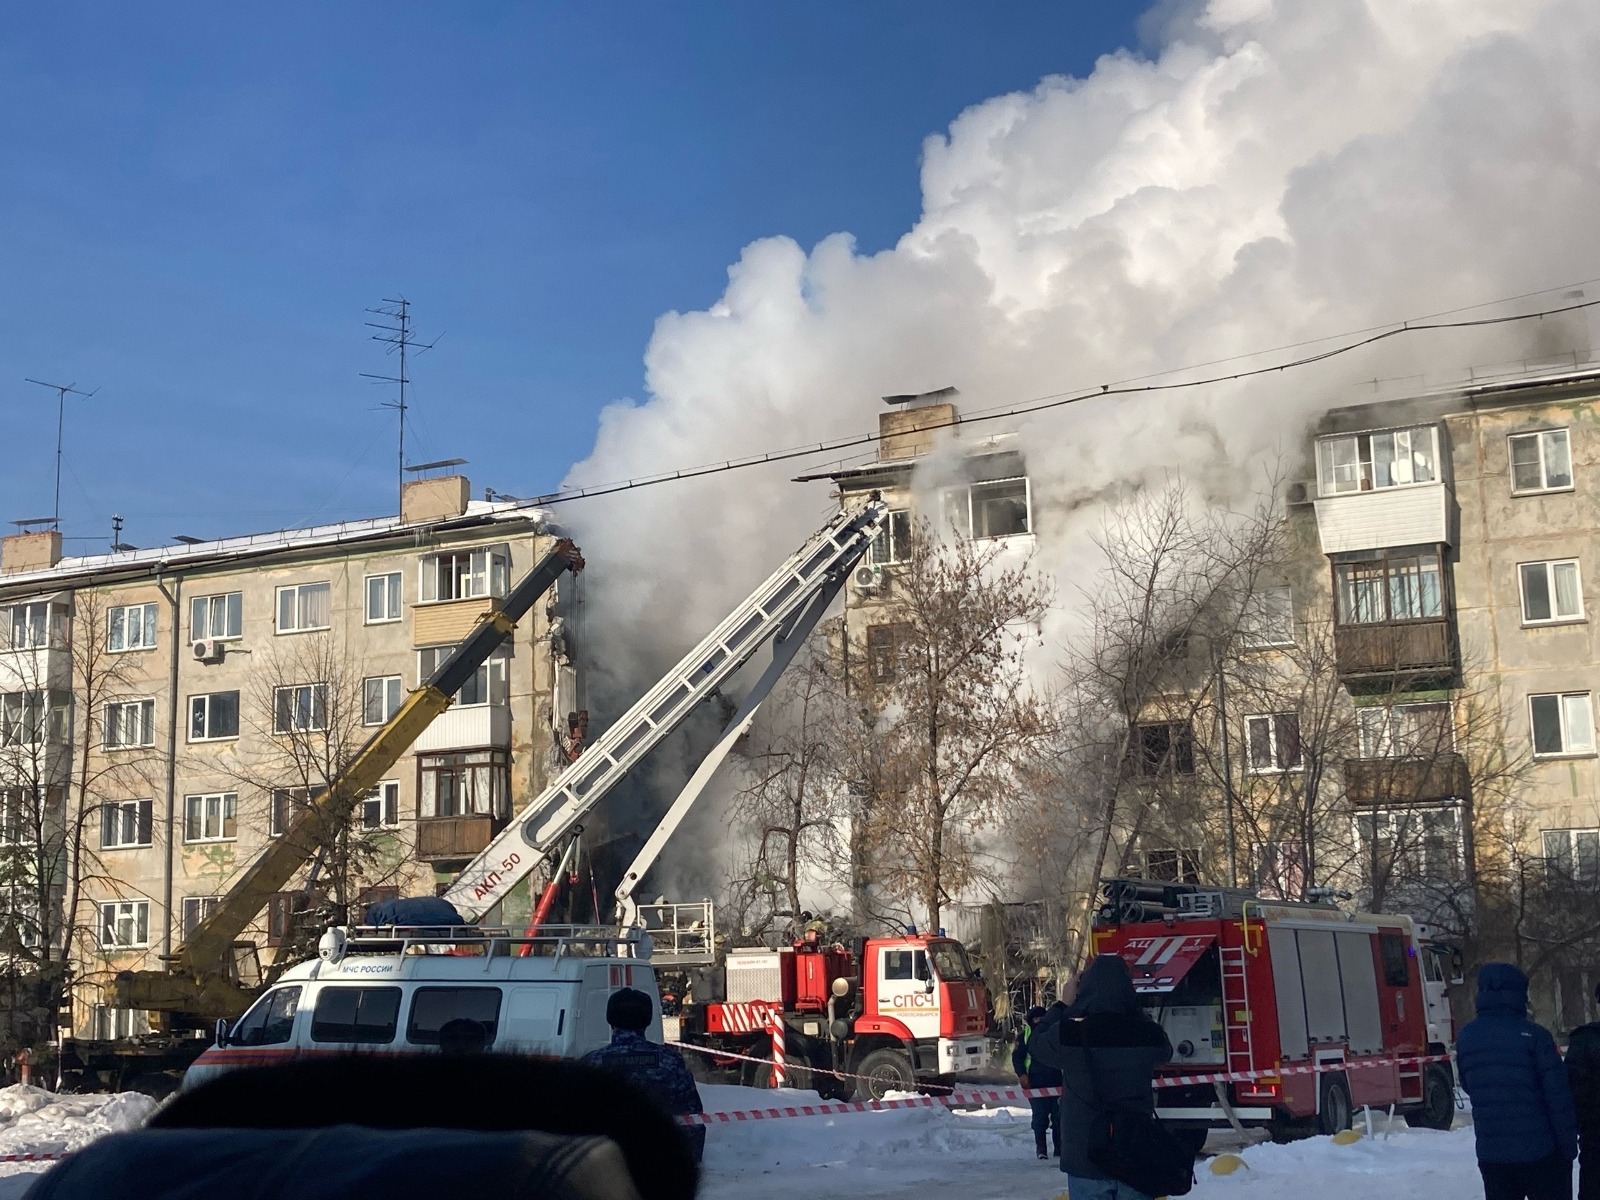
[
  {"x1": 582, "y1": 987, "x2": 707, "y2": 1163},
  {"x1": 1566, "y1": 984, "x2": 1600, "y2": 1200},
  {"x1": 1457, "y1": 962, "x2": 1578, "y2": 1200},
  {"x1": 1028, "y1": 954, "x2": 1173, "y2": 1200},
  {"x1": 1012, "y1": 1004, "x2": 1062, "y2": 1160}
]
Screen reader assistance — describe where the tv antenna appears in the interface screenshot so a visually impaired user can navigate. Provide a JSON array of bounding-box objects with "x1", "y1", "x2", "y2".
[
  {"x1": 361, "y1": 298, "x2": 440, "y2": 509},
  {"x1": 25, "y1": 378, "x2": 99, "y2": 529}
]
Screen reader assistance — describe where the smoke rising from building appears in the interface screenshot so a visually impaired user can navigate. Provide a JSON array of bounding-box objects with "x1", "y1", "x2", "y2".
[{"x1": 557, "y1": 0, "x2": 1600, "y2": 886}]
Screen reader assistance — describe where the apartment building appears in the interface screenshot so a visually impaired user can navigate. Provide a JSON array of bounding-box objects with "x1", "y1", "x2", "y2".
[{"x1": 0, "y1": 473, "x2": 579, "y2": 1039}]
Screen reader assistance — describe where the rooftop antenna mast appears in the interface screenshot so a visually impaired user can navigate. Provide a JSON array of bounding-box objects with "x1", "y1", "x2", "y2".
[
  {"x1": 25, "y1": 378, "x2": 98, "y2": 529},
  {"x1": 361, "y1": 298, "x2": 439, "y2": 510}
]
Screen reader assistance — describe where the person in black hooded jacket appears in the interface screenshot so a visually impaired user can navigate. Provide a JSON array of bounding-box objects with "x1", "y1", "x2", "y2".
[
  {"x1": 1027, "y1": 954, "x2": 1173, "y2": 1200},
  {"x1": 1568, "y1": 983, "x2": 1600, "y2": 1200}
]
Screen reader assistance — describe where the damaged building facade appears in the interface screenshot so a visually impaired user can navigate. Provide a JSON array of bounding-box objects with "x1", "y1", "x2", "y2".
[{"x1": 0, "y1": 472, "x2": 580, "y2": 1041}]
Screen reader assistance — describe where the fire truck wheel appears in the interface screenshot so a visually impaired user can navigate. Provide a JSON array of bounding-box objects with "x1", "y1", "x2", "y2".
[
  {"x1": 754, "y1": 1053, "x2": 813, "y2": 1093},
  {"x1": 1316, "y1": 1076, "x2": 1353, "y2": 1136},
  {"x1": 813, "y1": 1070, "x2": 853, "y2": 1101},
  {"x1": 1404, "y1": 1065, "x2": 1455, "y2": 1131},
  {"x1": 853, "y1": 1048, "x2": 916, "y2": 1101}
]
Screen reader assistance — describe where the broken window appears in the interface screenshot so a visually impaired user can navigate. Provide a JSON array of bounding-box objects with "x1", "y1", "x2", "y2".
[{"x1": 1133, "y1": 721, "x2": 1195, "y2": 777}]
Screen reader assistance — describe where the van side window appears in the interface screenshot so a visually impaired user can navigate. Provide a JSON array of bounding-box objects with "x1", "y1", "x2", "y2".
[
  {"x1": 407, "y1": 986, "x2": 503, "y2": 1045},
  {"x1": 230, "y1": 986, "x2": 301, "y2": 1046},
  {"x1": 1378, "y1": 934, "x2": 1411, "y2": 987},
  {"x1": 311, "y1": 986, "x2": 401, "y2": 1044}
]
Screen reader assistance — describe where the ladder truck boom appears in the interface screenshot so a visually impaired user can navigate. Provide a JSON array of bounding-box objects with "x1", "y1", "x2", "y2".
[
  {"x1": 445, "y1": 497, "x2": 889, "y2": 921},
  {"x1": 114, "y1": 538, "x2": 585, "y2": 1019}
]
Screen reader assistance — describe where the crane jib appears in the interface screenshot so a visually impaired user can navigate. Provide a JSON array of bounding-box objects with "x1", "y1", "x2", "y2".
[{"x1": 444, "y1": 499, "x2": 888, "y2": 919}]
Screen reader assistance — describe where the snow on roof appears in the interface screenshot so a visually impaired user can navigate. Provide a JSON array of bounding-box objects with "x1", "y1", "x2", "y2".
[{"x1": 0, "y1": 498, "x2": 553, "y2": 592}]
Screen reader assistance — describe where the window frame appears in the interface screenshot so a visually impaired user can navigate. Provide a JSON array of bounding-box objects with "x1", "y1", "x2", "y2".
[
  {"x1": 1244, "y1": 712, "x2": 1303, "y2": 774},
  {"x1": 1529, "y1": 691, "x2": 1596, "y2": 758},
  {"x1": 416, "y1": 646, "x2": 506, "y2": 707},
  {"x1": 3, "y1": 601, "x2": 63, "y2": 651},
  {"x1": 418, "y1": 547, "x2": 510, "y2": 605},
  {"x1": 1331, "y1": 547, "x2": 1447, "y2": 626},
  {"x1": 417, "y1": 749, "x2": 510, "y2": 819},
  {"x1": 107, "y1": 602, "x2": 159, "y2": 653},
  {"x1": 362, "y1": 675, "x2": 404, "y2": 726},
  {"x1": 361, "y1": 780, "x2": 400, "y2": 831},
  {"x1": 1356, "y1": 702, "x2": 1454, "y2": 760},
  {"x1": 865, "y1": 622, "x2": 911, "y2": 685},
  {"x1": 101, "y1": 799, "x2": 153, "y2": 850},
  {"x1": 1509, "y1": 428, "x2": 1574, "y2": 496},
  {"x1": 364, "y1": 572, "x2": 403, "y2": 625},
  {"x1": 268, "y1": 787, "x2": 309, "y2": 838},
  {"x1": 103, "y1": 698, "x2": 156, "y2": 750},
  {"x1": 275, "y1": 581, "x2": 332, "y2": 635},
  {"x1": 868, "y1": 509, "x2": 913, "y2": 566},
  {"x1": 940, "y1": 476, "x2": 1032, "y2": 541},
  {"x1": 1518, "y1": 558, "x2": 1585, "y2": 625},
  {"x1": 99, "y1": 899, "x2": 150, "y2": 950},
  {"x1": 1315, "y1": 424, "x2": 1441, "y2": 496},
  {"x1": 1543, "y1": 827, "x2": 1600, "y2": 884},
  {"x1": 188, "y1": 592, "x2": 243, "y2": 642},
  {"x1": 1354, "y1": 803, "x2": 1464, "y2": 882},
  {"x1": 180, "y1": 895, "x2": 222, "y2": 940},
  {"x1": 1132, "y1": 721, "x2": 1196, "y2": 777},
  {"x1": 188, "y1": 690, "x2": 241, "y2": 743},
  {"x1": 272, "y1": 683, "x2": 329, "y2": 735},
  {"x1": 183, "y1": 792, "x2": 238, "y2": 844},
  {"x1": 1241, "y1": 586, "x2": 1295, "y2": 649}
]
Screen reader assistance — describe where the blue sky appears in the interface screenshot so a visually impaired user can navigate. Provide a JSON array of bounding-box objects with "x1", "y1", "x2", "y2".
[{"x1": 0, "y1": 2, "x2": 1149, "y2": 550}]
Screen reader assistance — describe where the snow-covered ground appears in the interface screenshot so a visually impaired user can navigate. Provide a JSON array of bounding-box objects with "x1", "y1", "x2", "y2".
[{"x1": 0, "y1": 1080, "x2": 1513, "y2": 1199}]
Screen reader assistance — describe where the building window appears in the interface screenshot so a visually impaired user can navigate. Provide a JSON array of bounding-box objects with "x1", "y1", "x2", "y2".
[
  {"x1": 1357, "y1": 702, "x2": 1453, "y2": 759},
  {"x1": 103, "y1": 699, "x2": 155, "y2": 749},
  {"x1": 365, "y1": 573, "x2": 403, "y2": 624},
  {"x1": 1241, "y1": 586, "x2": 1294, "y2": 648},
  {"x1": 1510, "y1": 429, "x2": 1573, "y2": 495},
  {"x1": 181, "y1": 896, "x2": 221, "y2": 940},
  {"x1": 1544, "y1": 828, "x2": 1600, "y2": 884},
  {"x1": 1133, "y1": 721, "x2": 1195, "y2": 777},
  {"x1": 1138, "y1": 848, "x2": 1201, "y2": 883},
  {"x1": 1316, "y1": 425, "x2": 1439, "y2": 495},
  {"x1": 2, "y1": 690, "x2": 66, "y2": 747},
  {"x1": 0, "y1": 791, "x2": 36, "y2": 845},
  {"x1": 1252, "y1": 841, "x2": 1306, "y2": 900},
  {"x1": 869, "y1": 509, "x2": 913, "y2": 566},
  {"x1": 417, "y1": 646, "x2": 506, "y2": 706},
  {"x1": 99, "y1": 899, "x2": 150, "y2": 949},
  {"x1": 1245, "y1": 713, "x2": 1302, "y2": 773},
  {"x1": 1355, "y1": 805, "x2": 1463, "y2": 881},
  {"x1": 183, "y1": 793, "x2": 237, "y2": 843},
  {"x1": 1333, "y1": 550, "x2": 1444, "y2": 624},
  {"x1": 2, "y1": 601, "x2": 61, "y2": 650},
  {"x1": 1530, "y1": 692, "x2": 1595, "y2": 757},
  {"x1": 942, "y1": 478, "x2": 1030, "y2": 540},
  {"x1": 101, "y1": 799, "x2": 153, "y2": 850},
  {"x1": 419, "y1": 548, "x2": 508, "y2": 604},
  {"x1": 362, "y1": 781, "x2": 400, "y2": 830},
  {"x1": 269, "y1": 787, "x2": 309, "y2": 838},
  {"x1": 1519, "y1": 560, "x2": 1584, "y2": 624},
  {"x1": 107, "y1": 602, "x2": 158, "y2": 652},
  {"x1": 189, "y1": 592, "x2": 242, "y2": 642},
  {"x1": 276, "y1": 582, "x2": 331, "y2": 633},
  {"x1": 418, "y1": 750, "x2": 509, "y2": 818},
  {"x1": 189, "y1": 691, "x2": 240, "y2": 742},
  {"x1": 273, "y1": 684, "x2": 328, "y2": 734},
  {"x1": 865, "y1": 623, "x2": 910, "y2": 684},
  {"x1": 267, "y1": 892, "x2": 309, "y2": 947},
  {"x1": 363, "y1": 676, "x2": 403, "y2": 726}
]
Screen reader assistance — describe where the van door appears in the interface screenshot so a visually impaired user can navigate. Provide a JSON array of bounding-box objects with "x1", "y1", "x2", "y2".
[{"x1": 502, "y1": 985, "x2": 570, "y2": 1055}]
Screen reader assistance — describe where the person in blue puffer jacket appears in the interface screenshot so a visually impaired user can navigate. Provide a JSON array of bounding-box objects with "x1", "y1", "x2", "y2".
[{"x1": 1457, "y1": 962, "x2": 1579, "y2": 1200}]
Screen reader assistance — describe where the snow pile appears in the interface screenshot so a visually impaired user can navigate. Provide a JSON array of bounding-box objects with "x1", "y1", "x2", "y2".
[
  {"x1": 0, "y1": 1085, "x2": 156, "y2": 1197},
  {"x1": 700, "y1": 1082, "x2": 1492, "y2": 1200}
]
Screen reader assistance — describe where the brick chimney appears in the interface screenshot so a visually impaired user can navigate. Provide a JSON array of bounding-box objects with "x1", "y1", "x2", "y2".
[
  {"x1": 401, "y1": 475, "x2": 471, "y2": 524},
  {"x1": 878, "y1": 386, "x2": 958, "y2": 461},
  {"x1": 1, "y1": 530, "x2": 62, "y2": 574}
]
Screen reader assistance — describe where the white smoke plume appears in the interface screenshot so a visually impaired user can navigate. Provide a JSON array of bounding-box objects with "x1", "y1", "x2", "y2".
[{"x1": 559, "y1": 0, "x2": 1600, "y2": 875}]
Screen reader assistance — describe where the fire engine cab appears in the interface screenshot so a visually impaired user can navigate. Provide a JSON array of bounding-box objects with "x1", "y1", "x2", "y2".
[
  {"x1": 1093, "y1": 879, "x2": 1457, "y2": 1142},
  {"x1": 674, "y1": 928, "x2": 995, "y2": 1100}
]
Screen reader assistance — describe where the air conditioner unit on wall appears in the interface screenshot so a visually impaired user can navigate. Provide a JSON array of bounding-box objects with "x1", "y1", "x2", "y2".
[
  {"x1": 192, "y1": 639, "x2": 225, "y2": 664},
  {"x1": 1283, "y1": 479, "x2": 1317, "y2": 506},
  {"x1": 851, "y1": 564, "x2": 885, "y2": 596}
]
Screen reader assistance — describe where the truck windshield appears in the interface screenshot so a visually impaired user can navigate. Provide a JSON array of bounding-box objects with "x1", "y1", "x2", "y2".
[{"x1": 928, "y1": 942, "x2": 975, "y2": 981}]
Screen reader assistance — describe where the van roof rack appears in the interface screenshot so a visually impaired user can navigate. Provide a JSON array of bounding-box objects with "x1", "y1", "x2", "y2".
[{"x1": 332, "y1": 923, "x2": 648, "y2": 960}]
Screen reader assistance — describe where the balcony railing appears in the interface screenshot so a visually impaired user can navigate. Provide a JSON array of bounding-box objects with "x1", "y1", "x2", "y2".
[
  {"x1": 416, "y1": 814, "x2": 499, "y2": 862},
  {"x1": 1344, "y1": 753, "x2": 1471, "y2": 806},
  {"x1": 1333, "y1": 617, "x2": 1454, "y2": 680}
]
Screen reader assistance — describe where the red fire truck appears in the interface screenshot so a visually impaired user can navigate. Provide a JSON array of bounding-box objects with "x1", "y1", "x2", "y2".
[
  {"x1": 673, "y1": 928, "x2": 995, "y2": 1101},
  {"x1": 1092, "y1": 879, "x2": 1458, "y2": 1144}
]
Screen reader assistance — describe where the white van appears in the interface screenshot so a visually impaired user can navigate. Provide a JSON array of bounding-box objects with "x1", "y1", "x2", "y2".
[{"x1": 183, "y1": 923, "x2": 661, "y2": 1089}]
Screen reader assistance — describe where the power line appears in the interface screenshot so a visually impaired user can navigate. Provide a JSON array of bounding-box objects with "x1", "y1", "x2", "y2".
[{"x1": 502, "y1": 292, "x2": 1600, "y2": 511}]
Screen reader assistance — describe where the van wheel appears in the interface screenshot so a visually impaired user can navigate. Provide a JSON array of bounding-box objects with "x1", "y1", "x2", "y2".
[
  {"x1": 1317, "y1": 1076, "x2": 1353, "y2": 1136},
  {"x1": 1404, "y1": 1065, "x2": 1455, "y2": 1131},
  {"x1": 853, "y1": 1048, "x2": 916, "y2": 1101}
]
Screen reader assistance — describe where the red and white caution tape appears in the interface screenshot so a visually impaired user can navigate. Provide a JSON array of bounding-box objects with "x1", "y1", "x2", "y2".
[{"x1": 0, "y1": 1152, "x2": 67, "y2": 1163}]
